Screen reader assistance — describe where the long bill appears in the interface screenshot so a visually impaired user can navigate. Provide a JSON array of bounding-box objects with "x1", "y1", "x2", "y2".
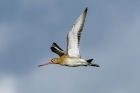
[{"x1": 38, "y1": 62, "x2": 52, "y2": 67}]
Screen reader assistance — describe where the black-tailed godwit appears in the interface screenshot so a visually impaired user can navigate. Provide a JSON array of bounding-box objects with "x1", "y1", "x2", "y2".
[{"x1": 38, "y1": 8, "x2": 100, "y2": 67}]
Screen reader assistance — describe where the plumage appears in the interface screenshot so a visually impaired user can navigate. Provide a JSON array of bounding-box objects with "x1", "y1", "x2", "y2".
[
  {"x1": 51, "y1": 42, "x2": 65, "y2": 56},
  {"x1": 38, "y1": 8, "x2": 100, "y2": 67}
]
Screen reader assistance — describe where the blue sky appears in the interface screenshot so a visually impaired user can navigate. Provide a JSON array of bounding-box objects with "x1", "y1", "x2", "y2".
[{"x1": 0, "y1": 0, "x2": 140, "y2": 93}]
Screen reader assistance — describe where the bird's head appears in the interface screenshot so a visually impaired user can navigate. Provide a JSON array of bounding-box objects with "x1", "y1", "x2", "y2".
[
  {"x1": 50, "y1": 58, "x2": 59, "y2": 64},
  {"x1": 38, "y1": 58, "x2": 58, "y2": 67}
]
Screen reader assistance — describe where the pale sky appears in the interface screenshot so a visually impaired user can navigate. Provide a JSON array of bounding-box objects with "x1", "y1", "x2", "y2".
[{"x1": 0, "y1": 0, "x2": 140, "y2": 93}]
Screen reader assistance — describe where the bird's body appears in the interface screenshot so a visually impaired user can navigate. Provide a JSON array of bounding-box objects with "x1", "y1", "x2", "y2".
[
  {"x1": 38, "y1": 8, "x2": 100, "y2": 67},
  {"x1": 58, "y1": 55, "x2": 87, "y2": 67}
]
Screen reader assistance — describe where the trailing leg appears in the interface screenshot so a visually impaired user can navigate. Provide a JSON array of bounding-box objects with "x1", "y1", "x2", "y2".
[{"x1": 89, "y1": 63, "x2": 100, "y2": 67}]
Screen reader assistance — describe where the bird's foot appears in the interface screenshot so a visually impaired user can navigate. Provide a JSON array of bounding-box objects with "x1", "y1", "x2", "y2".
[{"x1": 89, "y1": 63, "x2": 100, "y2": 67}]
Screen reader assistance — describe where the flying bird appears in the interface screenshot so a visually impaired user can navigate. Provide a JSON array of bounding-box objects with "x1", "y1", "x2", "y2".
[{"x1": 38, "y1": 8, "x2": 100, "y2": 67}]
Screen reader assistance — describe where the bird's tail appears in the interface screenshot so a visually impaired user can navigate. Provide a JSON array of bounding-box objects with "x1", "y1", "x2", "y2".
[{"x1": 86, "y1": 59, "x2": 93, "y2": 63}]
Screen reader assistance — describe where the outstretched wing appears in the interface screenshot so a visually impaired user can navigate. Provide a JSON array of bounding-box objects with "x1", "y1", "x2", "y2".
[
  {"x1": 66, "y1": 8, "x2": 87, "y2": 58},
  {"x1": 51, "y1": 42, "x2": 65, "y2": 56}
]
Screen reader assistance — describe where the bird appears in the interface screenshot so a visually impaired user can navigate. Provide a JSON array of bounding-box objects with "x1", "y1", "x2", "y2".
[{"x1": 38, "y1": 8, "x2": 100, "y2": 67}]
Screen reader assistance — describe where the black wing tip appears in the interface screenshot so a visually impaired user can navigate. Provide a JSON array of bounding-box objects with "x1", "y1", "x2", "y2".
[
  {"x1": 50, "y1": 46, "x2": 53, "y2": 49},
  {"x1": 85, "y1": 7, "x2": 88, "y2": 12},
  {"x1": 52, "y1": 42, "x2": 57, "y2": 46},
  {"x1": 53, "y1": 42, "x2": 56, "y2": 45},
  {"x1": 52, "y1": 42, "x2": 63, "y2": 51},
  {"x1": 50, "y1": 46, "x2": 55, "y2": 51},
  {"x1": 83, "y1": 7, "x2": 88, "y2": 14}
]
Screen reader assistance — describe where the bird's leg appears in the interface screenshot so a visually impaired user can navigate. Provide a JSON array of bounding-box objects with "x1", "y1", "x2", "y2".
[{"x1": 89, "y1": 63, "x2": 100, "y2": 67}]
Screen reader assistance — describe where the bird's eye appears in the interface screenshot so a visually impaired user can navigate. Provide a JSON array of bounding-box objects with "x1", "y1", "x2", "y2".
[{"x1": 51, "y1": 59, "x2": 54, "y2": 62}]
